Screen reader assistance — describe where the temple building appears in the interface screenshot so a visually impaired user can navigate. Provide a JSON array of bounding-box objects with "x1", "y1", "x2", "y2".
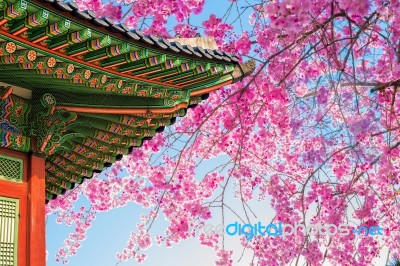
[{"x1": 0, "y1": 0, "x2": 254, "y2": 265}]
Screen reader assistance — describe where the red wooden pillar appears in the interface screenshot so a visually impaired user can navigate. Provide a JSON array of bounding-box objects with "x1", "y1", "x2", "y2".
[{"x1": 27, "y1": 155, "x2": 46, "y2": 266}]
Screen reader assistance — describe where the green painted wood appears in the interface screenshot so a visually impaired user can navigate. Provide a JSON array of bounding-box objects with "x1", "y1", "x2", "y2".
[
  {"x1": 0, "y1": 67, "x2": 178, "y2": 98},
  {"x1": 46, "y1": 172, "x2": 75, "y2": 190},
  {"x1": 0, "y1": 0, "x2": 27, "y2": 22},
  {"x1": 69, "y1": 126, "x2": 145, "y2": 147},
  {"x1": 161, "y1": 63, "x2": 210, "y2": 82},
  {"x1": 75, "y1": 116, "x2": 157, "y2": 138},
  {"x1": 49, "y1": 150, "x2": 104, "y2": 171},
  {"x1": 71, "y1": 138, "x2": 131, "y2": 156},
  {"x1": 172, "y1": 65, "x2": 229, "y2": 85},
  {"x1": 61, "y1": 141, "x2": 117, "y2": 163},
  {"x1": 45, "y1": 157, "x2": 93, "y2": 177},
  {"x1": 45, "y1": 166, "x2": 84, "y2": 184},
  {"x1": 9, "y1": 9, "x2": 49, "y2": 33},
  {"x1": 77, "y1": 113, "x2": 171, "y2": 128},
  {"x1": 28, "y1": 19, "x2": 70, "y2": 41},
  {"x1": 45, "y1": 192, "x2": 53, "y2": 201},
  {"x1": 66, "y1": 35, "x2": 111, "y2": 55},
  {"x1": 117, "y1": 54, "x2": 166, "y2": 73},
  {"x1": 0, "y1": 67, "x2": 140, "y2": 96},
  {"x1": 146, "y1": 61, "x2": 196, "y2": 79},
  {"x1": 100, "y1": 48, "x2": 148, "y2": 67},
  {"x1": 45, "y1": 183, "x2": 64, "y2": 195},
  {"x1": 84, "y1": 42, "x2": 130, "y2": 61},
  {"x1": 0, "y1": 67, "x2": 100, "y2": 89},
  {"x1": 189, "y1": 96, "x2": 203, "y2": 105},
  {"x1": 0, "y1": 154, "x2": 23, "y2": 183},
  {"x1": 0, "y1": 33, "x2": 191, "y2": 90},
  {"x1": 48, "y1": 91, "x2": 165, "y2": 106},
  {"x1": 0, "y1": 0, "x2": 8, "y2": 11},
  {"x1": 48, "y1": 28, "x2": 91, "y2": 49},
  {"x1": 131, "y1": 58, "x2": 181, "y2": 76}
]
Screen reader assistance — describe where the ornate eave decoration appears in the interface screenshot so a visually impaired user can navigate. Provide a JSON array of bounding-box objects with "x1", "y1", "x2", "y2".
[{"x1": 0, "y1": 0, "x2": 255, "y2": 201}]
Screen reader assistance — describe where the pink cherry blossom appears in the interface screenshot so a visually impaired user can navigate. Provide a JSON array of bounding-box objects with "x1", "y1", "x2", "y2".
[{"x1": 47, "y1": 0, "x2": 400, "y2": 265}]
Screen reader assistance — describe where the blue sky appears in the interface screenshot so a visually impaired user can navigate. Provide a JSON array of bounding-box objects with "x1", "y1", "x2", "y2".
[{"x1": 46, "y1": 153, "x2": 272, "y2": 266}]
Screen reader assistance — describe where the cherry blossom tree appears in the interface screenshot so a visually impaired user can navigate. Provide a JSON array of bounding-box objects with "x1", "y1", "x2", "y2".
[{"x1": 47, "y1": 0, "x2": 400, "y2": 265}]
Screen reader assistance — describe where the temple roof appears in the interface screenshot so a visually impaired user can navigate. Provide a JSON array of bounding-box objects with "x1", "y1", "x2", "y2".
[{"x1": 0, "y1": 0, "x2": 255, "y2": 202}]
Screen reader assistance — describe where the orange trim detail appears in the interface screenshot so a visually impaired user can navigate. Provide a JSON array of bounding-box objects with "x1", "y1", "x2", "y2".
[
  {"x1": 148, "y1": 72, "x2": 176, "y2": 80},
  {"x1": 162, "y1": 74, "x2": 193, "y2": 83},
  {"x1": 71, "y1": 48, "x2": 89, "y2": 57},
  {"x1": 1, "y1": 86, "x2": 12, "y2": 99},
  {"x1": 134, "y1": 69, "x2": 160, "y2": 77},
  {"x1": 32, "y1": 35, "x2": 49, "y2": 44},
  {"x1": 103, "y1": 61, "x2": 126, "y2": 69},
  {"x1": 51, "y1": 42, "x2": 69, "y2": 51},
  {"x1": 0, "y1": 19, "x2": 8, "y2": 27},
  {"x1": 175, "y1": 75, "x2": 209, "y2": 86},
  {"x1": 55, "y1": 102, "x2": 189, "y2": 115},
  {"x1": 86, "y1": 55, "x2": 108, "y2": 63},
  {"x1": 39, "y1": 134, "x2": 52, "y2": 153},
  {"x1": 120, "y1": 66, "x2": 146, "y2": 74},
  {"x1": 12, "y1": 27, "x2": 28, "y2": 36}
]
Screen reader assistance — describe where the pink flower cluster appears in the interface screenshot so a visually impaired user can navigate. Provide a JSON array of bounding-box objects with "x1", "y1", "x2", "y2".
[
  {"x1": 47, "y1": 0, "x2": 400, "y2": 265},
  {"x1": 265, "y1": 0, "x2": 314, "y2": 32}
]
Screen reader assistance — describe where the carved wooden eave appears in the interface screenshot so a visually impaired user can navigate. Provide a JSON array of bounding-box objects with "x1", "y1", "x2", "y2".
[{"x1": 0, "y1": 0, "x2": 255, "y2": 202}]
